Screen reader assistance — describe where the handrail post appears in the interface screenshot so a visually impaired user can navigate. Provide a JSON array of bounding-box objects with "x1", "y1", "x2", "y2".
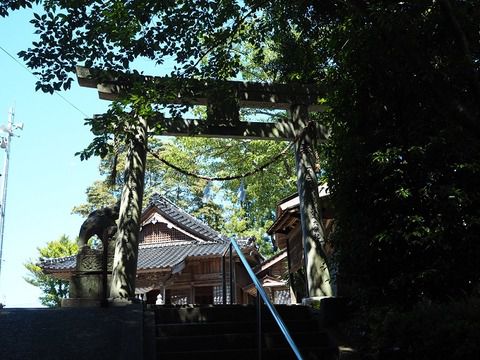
[
  {"x1": 229, "y1": 243, "x2": 233, "y2": 304},
  {"x1": 222, "y1": 254, "x2": 227, "y2": 305},
  {"x1": 229, "y1": 237, "x2": 303, "y2": 360},
  {"x1": 257, "y1": 293, "x2": 262, "y2": 360}
]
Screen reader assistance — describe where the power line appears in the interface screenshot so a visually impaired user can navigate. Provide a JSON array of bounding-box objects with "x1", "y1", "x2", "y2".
[{"x1": 0, "y1": 44, "x2": 89, "y2": 118}]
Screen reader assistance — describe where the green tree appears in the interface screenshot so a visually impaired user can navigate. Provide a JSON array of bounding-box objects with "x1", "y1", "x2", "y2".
[
  {"x1": 6, "y1": 0, "x2": 479, "y2": 305},
  {"x1": 74, "y1": 135, "x2": 296, "y2": 255},
  {"x1": 24, "y1": 235, "x2": 78, "y2": 307},
  {"x1": 71, "y1": 180, "x2": 118, "y2": 217},
  {"x1": 0, "y1": 0, "x2": 316, "y2": 259},
  {"x1": 318, "y1": 1, "x2": 480, "y2": 305}
]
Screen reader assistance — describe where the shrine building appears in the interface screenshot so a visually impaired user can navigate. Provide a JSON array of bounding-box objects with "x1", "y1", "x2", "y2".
[{"x1": 40, "y1": 194, "x2": 263, "y2": 305}]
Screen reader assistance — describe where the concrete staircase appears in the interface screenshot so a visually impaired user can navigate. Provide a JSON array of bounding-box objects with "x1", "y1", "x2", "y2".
[{"x1": 151, "y1": 305, "x2": 339, "y2": 360}]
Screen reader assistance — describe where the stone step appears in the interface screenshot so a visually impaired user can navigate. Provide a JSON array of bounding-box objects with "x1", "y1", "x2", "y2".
[
  {"x1": 153, "y1": 304, "x2": 313, "y2": 324},
  {"x1": 153, "y1": 304, "x2": 338, "y2": 360},
  {"x1": 157, "y1": 346, "x2": 339, "y2": 360},
  {"x1": 156, "y1": 330, "x2": 332, "y2": 352},
  {"x1": 156, "y1": 318, "x2": 321, "y2": 336}
]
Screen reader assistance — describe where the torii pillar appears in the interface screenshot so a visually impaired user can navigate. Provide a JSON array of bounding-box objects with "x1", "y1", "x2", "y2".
[
  {"x1": 110, "y1": 117, "x2": 148, "y2": 301},
  {"x1": 291, "y1": 104, "x2": 332, "y2": 298}
]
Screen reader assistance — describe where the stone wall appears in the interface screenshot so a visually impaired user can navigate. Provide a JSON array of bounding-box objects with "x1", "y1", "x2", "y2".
[{"x1": 0, "y1": 305, "x2": 145, "y2": 360}]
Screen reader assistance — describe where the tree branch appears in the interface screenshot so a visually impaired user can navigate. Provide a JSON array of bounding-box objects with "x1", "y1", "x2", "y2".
[
  {"x1": 183, "y1": 3, "x2": 263, "y2": 75},
  {"x1": 439, "y1": 0, "x2": 480, "y2": 103}
]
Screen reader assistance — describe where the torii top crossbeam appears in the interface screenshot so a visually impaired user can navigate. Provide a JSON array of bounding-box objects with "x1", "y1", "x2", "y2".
[{"x1": 76, "y1": 66, "x2": 328, "y2": 141}]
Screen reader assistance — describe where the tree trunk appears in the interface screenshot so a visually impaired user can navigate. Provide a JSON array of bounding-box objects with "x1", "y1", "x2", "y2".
[
  {"x1": 291, "y1": 104, "x2": 332, "y2": 298},
  {"x1": 109, "y1": 117, "x2": 148, "y2": 300}
]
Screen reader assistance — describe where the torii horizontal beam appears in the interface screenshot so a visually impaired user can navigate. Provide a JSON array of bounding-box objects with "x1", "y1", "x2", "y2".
[
  {"x1": 76, "y1": 66, "x2": 325, "y2": 111},
  {"x1": 90, "y1": 114, "x2": 329, "y2": 141},
  {"x1": 77, "y1": 66, "x2": 328, "y2": 141}
]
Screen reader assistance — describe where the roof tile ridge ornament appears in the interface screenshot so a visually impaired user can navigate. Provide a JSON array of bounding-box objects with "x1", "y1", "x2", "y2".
[
  {"x1": 139, "y1": 240, "x2": 223, "y2": 249},
  {"x1": 236, "y1": 236, "x2": 257, "y2": 247},
  {"x1": 148, "y1": 192, "x2": 164, "y2": 207},
  {"x1": 139, "y1": 240, "x2": 197, "y2": 248}
]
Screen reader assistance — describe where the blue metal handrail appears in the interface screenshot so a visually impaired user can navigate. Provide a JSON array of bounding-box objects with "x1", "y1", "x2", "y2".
[{"x1": 229, "y1": 238, "x2": 303, "y2": 360}]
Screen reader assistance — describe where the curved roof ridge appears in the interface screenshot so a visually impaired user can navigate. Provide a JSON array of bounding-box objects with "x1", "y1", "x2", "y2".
[
  {"x1": 40, "y1": 254, "x2": 76, "y2": 265},
  {"x1": 147, "y1": 193, "x2": 226, "y2": 243},
  {"x1": 139, "y1": 240, "x2": 220, "y2": 249}
]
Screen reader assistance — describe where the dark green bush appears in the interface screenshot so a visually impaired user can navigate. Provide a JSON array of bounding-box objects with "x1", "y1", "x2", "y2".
[{"x1": 373, "y1": 297, "x2": 480, "y2": 359}]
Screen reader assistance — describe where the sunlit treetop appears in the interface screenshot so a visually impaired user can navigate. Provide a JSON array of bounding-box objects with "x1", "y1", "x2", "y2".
[{"x1": 1, "y1": 0, "x2": 330, "y2": 93}]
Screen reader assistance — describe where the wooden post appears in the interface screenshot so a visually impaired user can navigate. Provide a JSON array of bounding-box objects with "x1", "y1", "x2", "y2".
[
  {"x1": 291, "y1": 104, "x2": 332, "y2": 298},
  {"x1": 229, "y1": 244, "x2": 233, "y2": 304},
  {"x1": 109, "y1": 116, "x2": 148, "y2": 301},
  {"x1": 222, "y1": 255, "x2": 227, "y2": 305},
  {"x1": 285, "y1": 237, "x2": 297, "y2": 303}
]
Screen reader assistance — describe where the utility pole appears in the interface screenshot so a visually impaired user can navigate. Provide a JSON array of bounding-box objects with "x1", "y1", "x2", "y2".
[{"x1": 0, "y1": 108, "x2": 23, "y2": 287}]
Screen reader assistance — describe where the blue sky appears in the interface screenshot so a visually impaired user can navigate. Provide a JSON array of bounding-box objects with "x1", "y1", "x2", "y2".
[
  {"x1": 0, "y1": 8, "x2": 110, "y2": 306},
  {"x1": 0, "y1": 6, "x2": 244, "y2": 307}
]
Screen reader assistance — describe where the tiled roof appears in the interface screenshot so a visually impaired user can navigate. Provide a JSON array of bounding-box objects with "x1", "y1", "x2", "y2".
[
  {"x1": 138, "y1": 242, "x2": 228, "y2": 269},
  {"x1": 41, "y1": 255, "x2": 76, "y2": 271},
  {"x1": 41, "y1": 242, "x2": 229, "y2": 272},
  {"x1": 253, "y1": 249, "x2": 287, "y2": 274},
  {"x1": 145, "y1": 194, "x2": 226, "y2": 243},
  {"x1": 41, "y1": 194, "x2": 231, "y2": 274},
  {"x1": 267, "y1": 184, "x2": 329, "y2": 235}
]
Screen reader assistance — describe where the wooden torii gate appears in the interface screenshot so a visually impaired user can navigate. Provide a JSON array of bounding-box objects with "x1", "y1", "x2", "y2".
[{"x1": 76, "y1": 66, "x2": 333, "y2": 302}]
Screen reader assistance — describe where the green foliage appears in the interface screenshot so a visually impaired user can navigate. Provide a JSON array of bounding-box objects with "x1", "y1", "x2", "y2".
[
  {"x1": 1, "y1": 1, "x2": 328, "y2": 88},
  {"x1": 24, "y1": 235, "x2": 78, "y2": 307},
  {"x1": 0, "y1": 0, "x2": 33, "y2": 18},
  {"x1": 71, "y1": 180, "x2": 118, "y2": 217},
  {"x1": 8, "y1": 0, "x2": 480, "y2": 306},
  {"x1": 319, "y1": 1, "x2": 480, "y2": 305},
  {"x1": 372, "y1": 297, "x2": 480, "y2": 359},
  {"x1": 1, "y1": 0, "x2": 316, "y2": 258},
  {"x1": 222, "y1": 207, "x2": 276, "y2": 258},
  {"x1": 74, "y1": 135, "x2": 294, "y2": 257}
]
